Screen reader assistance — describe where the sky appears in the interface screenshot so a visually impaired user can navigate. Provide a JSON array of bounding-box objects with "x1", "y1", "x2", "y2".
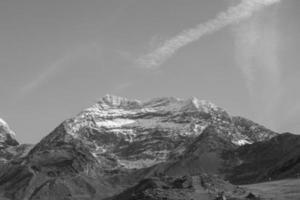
[{"x1": 0, "y1": 0, "x2": 299, "y2": 144}]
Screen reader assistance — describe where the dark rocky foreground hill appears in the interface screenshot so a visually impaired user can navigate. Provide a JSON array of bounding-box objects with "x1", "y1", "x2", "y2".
[
  {"x1": 0, "y1": 95, "x2": 299, "y2": 200},
  {"x1": 106, "y1": 174, "x2": 260, "y2": 200},
  {"x1": 224, "y1": 132, "x2": 300, "y2": 184}
]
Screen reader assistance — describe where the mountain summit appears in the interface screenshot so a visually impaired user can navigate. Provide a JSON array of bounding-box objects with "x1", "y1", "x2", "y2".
[{"x1": 50, "y1": 95, "x2": 276, "y2": 170}]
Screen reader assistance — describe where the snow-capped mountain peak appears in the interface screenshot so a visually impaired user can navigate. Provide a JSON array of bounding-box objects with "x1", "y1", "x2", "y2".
[
  {"x1": 0, "y1": 118, "x2": 8, "y2": 127},
  {"x1": 0, "y1": 118, "x2": 19, "y2": 148},
  {"x1": 0, "y1": 118, "x2": 16, "y2": 137},
  {"x1": 36, "y1": 95, "x2": 277, "y2": 171}
]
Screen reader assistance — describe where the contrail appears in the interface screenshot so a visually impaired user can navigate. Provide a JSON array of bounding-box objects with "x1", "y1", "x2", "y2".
[
  {"x1": 20, "y1": 55, "x2": 71, "y2": 94},
  {"x1": 136, "y1": 0, "x2": 281, "y2": 69},
  {"x1": 19, "y1": 44, "x2": 102, "y2": 96}
]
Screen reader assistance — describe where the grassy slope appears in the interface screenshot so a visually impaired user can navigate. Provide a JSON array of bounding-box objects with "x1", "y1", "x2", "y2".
[{"x1": 243, "y1": 178, "x2": 300, "y2": 200}]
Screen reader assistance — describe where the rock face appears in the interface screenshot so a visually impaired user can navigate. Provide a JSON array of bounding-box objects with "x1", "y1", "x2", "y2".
[
  {"x1": 232, "y1": 116, "x2": 276, "y2": 142},
  {"x1": 0, "y1": 95, "x2": 283, "y2": 200},
  {"x1": 0, "y1": 118, "x2": 18, "y2": 149},
  {"x1": 0, "y1": 118, "x2": 21, "y2": 164}
]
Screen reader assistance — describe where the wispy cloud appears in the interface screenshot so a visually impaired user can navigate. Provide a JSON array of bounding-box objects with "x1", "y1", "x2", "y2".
[
  {"x1": 19, "y1": 44, "x2": 102, "y2": 96},
  {"x1": 233, "y1": 7, "x2": 281, "y2": 96},
  {"x1": 232, "y1": 2, "x2": 282, "y2": 128},
  {"x1": 20, "y1": 55, "x2": 72, "y2": 94},
  {"x1": 136, "y1": 0, "x2": 281, "y2": 69}
]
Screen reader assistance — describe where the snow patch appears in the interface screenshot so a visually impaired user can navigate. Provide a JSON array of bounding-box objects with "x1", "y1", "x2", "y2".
[
  {"x1": 0, "y1": 118, "x2": 7, "y2": 126},
  {"x1": 96, "y1": 119, "x2": 136, "y2": 128},
  {"x1": 232, "y1": 139, "x2": 252, "y2": 146},
  {"x1": 118, "y1": 159, "x2": 163, "y2": 169},
  {"x1": 0, "y1": 118, "x2": 16, "y2": 136}
]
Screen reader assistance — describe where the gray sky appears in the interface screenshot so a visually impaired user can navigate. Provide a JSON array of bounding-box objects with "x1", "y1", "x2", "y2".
[{"x1": 0, "y1": 0, "x2": 299, "y2": 143}]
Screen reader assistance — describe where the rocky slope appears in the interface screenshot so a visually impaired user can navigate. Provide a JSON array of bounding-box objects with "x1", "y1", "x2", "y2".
[
  {"x1": 0, "y1": 119, "x2": 18, "y2": 149},
  {"x1": 106, "y1": 174, "x2": 257, "y2": 200},
  {"x1": 224, "y1": 132, "x2": 300, "y2": 184},
  {"x1": 0, "y1": 118, "x2": 22, "y2": 164},
  {"x1": 0, "y1": 95, "x2": 283, "y2": 200}
]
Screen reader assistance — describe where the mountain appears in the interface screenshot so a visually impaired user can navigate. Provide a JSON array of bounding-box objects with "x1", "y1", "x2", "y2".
[
  {"x1": 224, "y1": 132, "x2": 300, "y2": 184},
  {"x1": 60, "y1": 94, "x2": 276, "y2": 169},
  {"x1": 26, "y1": 95, "x2": 277, "y2": 176},
  {"x1": 0, "y1": 95, "x2": 285, "y2": 200},
  {"x1": 29, "y1": 94, "x2": 276, "y2": 172}
]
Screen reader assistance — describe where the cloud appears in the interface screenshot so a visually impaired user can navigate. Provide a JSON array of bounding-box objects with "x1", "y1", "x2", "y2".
[
  {"x1": 19, "y1": 44, "x2": 102, "y2": 95},
  {"x1": 20, "y1": 55, "x2": 71, "y2": 94},
  {"x1": 232, "y1": 1, "x2": 282, "y2": 128},
  {"x1": 136, "y1": 0, "x2": 281, "y2": 69},
  {"x1": 233, "y1": 7, "x2": 280, "y2": 96}
]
